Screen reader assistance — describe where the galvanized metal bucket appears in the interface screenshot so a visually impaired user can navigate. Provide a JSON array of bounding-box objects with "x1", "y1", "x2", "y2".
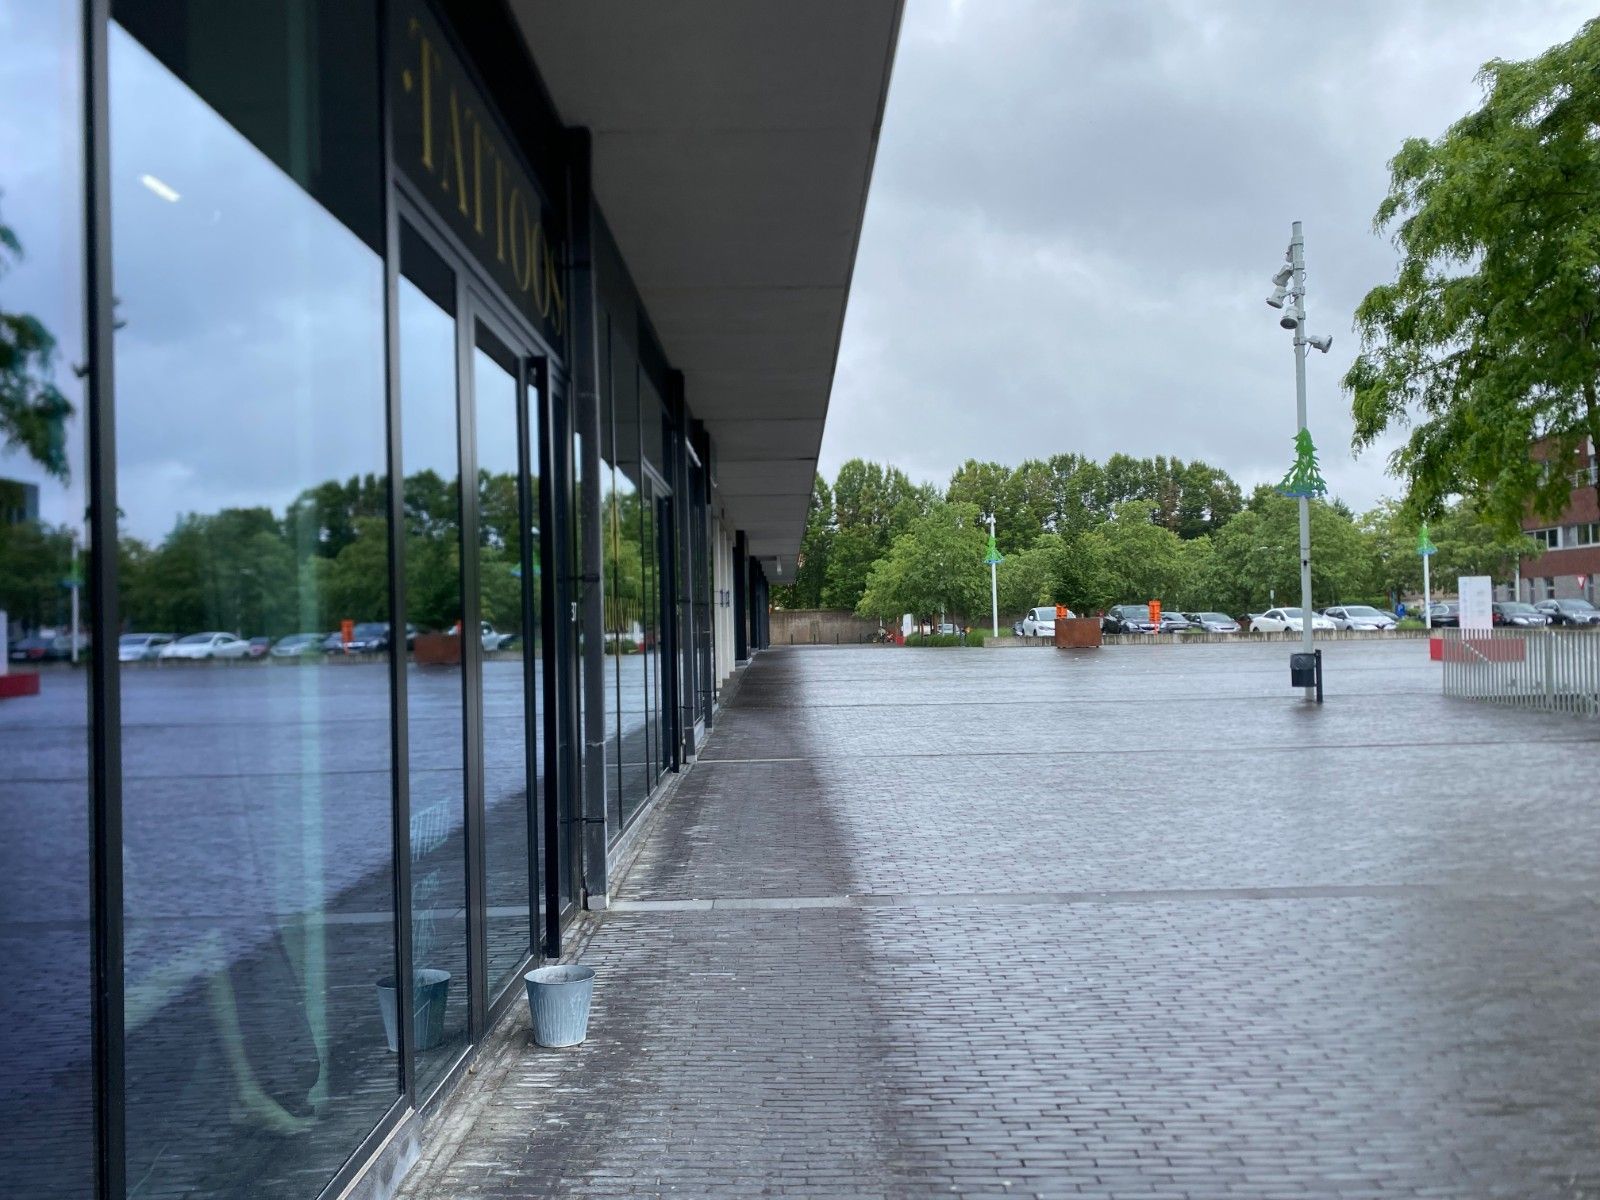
[
  {"x1": 375, "y1": 969, "x2": 451, "y2": 1053},
  {"x1": 524, "y1": 964, "x2": 595, "y2": 1047}
]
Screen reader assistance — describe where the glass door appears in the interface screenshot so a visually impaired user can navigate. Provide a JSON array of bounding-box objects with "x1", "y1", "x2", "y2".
[
  {"x1": 396, "y1": 222, "x2": 471, "y2": 1096},
  {"x1": 467, "y1": 311, "x2": 540, "y2": 1009},
  {"x1": 395, "y1": 211, "x2": 558, "y2": 1096}
]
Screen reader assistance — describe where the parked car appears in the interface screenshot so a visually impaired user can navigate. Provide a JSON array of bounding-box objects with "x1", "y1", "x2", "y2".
[
  {"x1": 268, "y1": 632, "x2": 324, "y2": 658},
  {"x1": 9, "y1": 635, "x2": 56, "y2": 663},
  {"x1": 1321, "y1": 605, "x2": 1396, "y2": 632},
  {"x1": 1011, "y1": 619, "x2": 1025, "y2": 637},
  {"x1": 1491, "y1": 602, "x2": 1549, "y2": 628},
  {"x1": 118, "y1": 632, "x2": 173, "y2": 662},
  {"x1": 159, "y1": 631, "x2": 251, "y2": 660},
  {"x1": 480, "y1": 621, "x2": 517, "y2": 651},
  {"x1": 1021, "y1": 605, "x2": 1072, "y2": 638},
  {"x1": 934, "y1": 622, "x2": 960, "y2": 636},
  {"x1": 346, "y1": 622, "x2": 394, "y2": 653},
  {"x1": 1156, "y1": 612, "x2": 1193, "y2": 633},
  {"x1": 1102, "y1": 604, "x2": 1158, "y2": 635},
  {"x1": 247, "y1": 636, "x2": 273, "y2": 658},
  {"x1": 1535, "y1": 598, "x2": 1600, "y2": 627},
  {"x1": 322, "y1": 629, "x2": 349, "y2": 654},
  {"x1": 1181, "y1": 611, "x2": 1240, "y2": 634},
  {"x1": 1249, "y1": 607, "x2": 1335, "y2": 634},
  {"x1": 1423, "y1": 602, "x2": 1459, "y2": 627}
]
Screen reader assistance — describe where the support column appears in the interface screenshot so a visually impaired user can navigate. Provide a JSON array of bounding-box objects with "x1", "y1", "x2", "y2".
[
  {"x1": 566, "y1": 128, "x2": 611, "y2": 909},
  {"x1": 733, "y1": 530, "x2": 748, "y2": 661}
]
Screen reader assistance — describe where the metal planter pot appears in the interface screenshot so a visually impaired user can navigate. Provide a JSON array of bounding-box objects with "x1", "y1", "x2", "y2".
[
  {"x1": 524, "y1": 964, "x2": 595, "y2": 1047},
  {"x1": 374, "y1": 969, "x2": 451, "y2": 1053}
]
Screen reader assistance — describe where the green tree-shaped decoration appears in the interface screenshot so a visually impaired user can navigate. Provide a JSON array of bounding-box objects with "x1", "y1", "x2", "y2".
[
  {"x1": 983, "y1": 531, "x2": 1004, "y2": 565},
  {"x1": 1276, "y1": 428, "x2": 1328, "y2": 499}
]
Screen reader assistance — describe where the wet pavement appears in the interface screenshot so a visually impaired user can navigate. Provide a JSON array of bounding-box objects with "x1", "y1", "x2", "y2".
[{"x1": 399, "y1": 640, "x2": 1600, "y2": 1199}]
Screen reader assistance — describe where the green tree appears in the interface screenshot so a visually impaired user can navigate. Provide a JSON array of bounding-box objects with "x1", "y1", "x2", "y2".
[
  {"x1": 1345, "y1": 18, "x2": 1600, "y2": 529},
  {"x1": 0, "y1": 519, "x2": 75, "y2": 629},
  {"x1": 1205, "y1": 495, "x2": 1377, "y2": 614},
  {"x1": 855, "y1": 501, "x2": 987, "y2": 623},
  {"x1": 994, "y1": 539, "x2": 1056, "y2": 616},
  {"x1": 772, "y1": 474, "x2": 832, "y2": 608},
  {"x1": 822, "y1": 459, "x2": 926, "y2": 609},
  {"x1": 0, "y1": 206, "x2": 73, "y2": 480}
]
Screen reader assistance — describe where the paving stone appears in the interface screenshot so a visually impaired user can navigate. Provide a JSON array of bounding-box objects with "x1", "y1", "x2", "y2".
[{"x1": 399, "y1": 642, "x2": 1600, "y2": 1199}]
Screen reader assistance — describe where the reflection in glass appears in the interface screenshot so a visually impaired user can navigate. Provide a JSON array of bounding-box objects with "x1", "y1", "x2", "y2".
[
  {"x1": 474, "y1": 327, "x2": 537, "y2": 998},
  {"x1": 0, "y1": 8, "x2": 92, "y2": 1196},
  {"x1": 109, "y1": 8, "x2": 396, "y2": 1196},
  {"x1": 599, "y1": 321, "x2": 624, "y2": 834},
  {"x1": 610, "y1": 332, "x2": 651, "y2": 824},
  {"x1": 398, "y1": 229, "x2": 469, "y2": 1095}
]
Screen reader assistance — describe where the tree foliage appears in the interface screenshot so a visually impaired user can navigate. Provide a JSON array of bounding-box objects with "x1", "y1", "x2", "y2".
[
  {"x1": 0, "y1": 206, "x2": 73, "y2": 480},
  {"x1": 1345, "y1": 18, "x2": 1600, "y2": 529},
  {"x1": 855, "y1": 501, "x2": 987, "y2": 622}
]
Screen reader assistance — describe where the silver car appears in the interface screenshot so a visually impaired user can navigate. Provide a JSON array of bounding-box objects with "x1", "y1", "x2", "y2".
[{"x1": 1321, "y1": 605, "x2": 1396, "y2": 632}]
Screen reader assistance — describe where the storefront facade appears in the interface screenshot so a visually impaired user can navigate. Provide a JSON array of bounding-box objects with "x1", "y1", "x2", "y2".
[{"x1": 0, "y1": 2, "x2": 895, "y2": 1197}]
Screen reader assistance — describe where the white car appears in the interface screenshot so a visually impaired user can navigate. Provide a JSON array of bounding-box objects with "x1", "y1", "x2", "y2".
[
  {"x1": 1321, "y1": 605, "x2": 1396, "y2": 632},
  {"x1": 1249, "y1": 607, "x2": 1335, "y2": 634},
  {"x1": 118, "y1": 632, "x2": 173, "y2": 661},
  {"x1": 159, "y1": 631, "x2": 252, "y2": 660},
  {"x1": 1021, "y1": 605, "x2": 1073, "y2": 638}
]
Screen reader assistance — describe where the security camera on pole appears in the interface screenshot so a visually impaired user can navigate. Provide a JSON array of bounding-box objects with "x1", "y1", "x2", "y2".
[{"x1": 1265, "y1": 221, "x2": 1333, "y2": 700}]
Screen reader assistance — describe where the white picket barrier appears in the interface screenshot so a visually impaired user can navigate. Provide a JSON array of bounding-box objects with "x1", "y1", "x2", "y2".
[{"x1": 1438, "y1": 627, "x2": 1600, "y2": 717}]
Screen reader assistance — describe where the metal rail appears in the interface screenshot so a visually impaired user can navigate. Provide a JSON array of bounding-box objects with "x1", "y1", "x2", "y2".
[{"x1": 1439, "y1": 627, "x2": 1600, "y2": 717}]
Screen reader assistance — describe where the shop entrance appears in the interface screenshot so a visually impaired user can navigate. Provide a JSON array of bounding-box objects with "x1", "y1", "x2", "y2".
[{"x1": 394, "y1": 212, "x2": 574, "y2": 1100}]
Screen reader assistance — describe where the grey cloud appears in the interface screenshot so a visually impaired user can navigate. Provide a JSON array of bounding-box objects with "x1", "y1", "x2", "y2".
[{"x1": 822, "y1": 0, "x2": 1596, "y2": 514}]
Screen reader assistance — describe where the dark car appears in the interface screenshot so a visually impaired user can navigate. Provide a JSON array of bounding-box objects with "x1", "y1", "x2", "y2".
[
  {"x1": 1157, "y1": 612, "x2": 1193, "y2": 633},
  {"x1": 9, "y1": 635, "x2": 56, "y2": 663},
  {"x1": 1102, "y1": 604, "x2": 1158, "y2": 635},
  {"x1": 346, "y1": 622, "x2": 392, "y2": 653},
  {"x1": 1491, "y1": 601, "x2": 1549, "y2": 628},
  {"x1": 1535, "y1": 598, "x2": 1600, "y2": 627},
  {"x1": 1425, "y1": 602, "x2": 1459, "y2": 627},
  {"x1": 247, "y1": 636, "x2": 272, "y2": 658}
]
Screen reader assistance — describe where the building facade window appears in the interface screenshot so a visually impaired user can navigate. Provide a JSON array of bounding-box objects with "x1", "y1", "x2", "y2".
[
  {"x1": 0, "y1": 8, "x2": 94, "y2": 1197},
  {"x1": 108, "y1": 4, "x2": 398, "y2": 1194},
  {"x1": 1531, "y1": 526, "x2": 1562, "y2": 551}
]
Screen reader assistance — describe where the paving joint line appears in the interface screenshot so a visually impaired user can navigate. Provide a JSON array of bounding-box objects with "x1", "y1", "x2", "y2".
[{"x1": 608, "y1": 882, "x2": 1599, "y2": 913}]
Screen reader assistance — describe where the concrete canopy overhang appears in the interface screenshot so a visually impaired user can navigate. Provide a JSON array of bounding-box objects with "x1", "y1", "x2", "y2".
[{"x1": 509, "y1": 1, "x2": 902, "y2": 578}]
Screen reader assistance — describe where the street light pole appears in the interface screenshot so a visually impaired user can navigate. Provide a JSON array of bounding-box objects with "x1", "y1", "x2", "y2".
[
  {"x1": 1289, "y1": 222, "x2": 1314, "y2": 691},
  {"x1": 984, "y1": 512, "x2": 1000, "y2": 638}
]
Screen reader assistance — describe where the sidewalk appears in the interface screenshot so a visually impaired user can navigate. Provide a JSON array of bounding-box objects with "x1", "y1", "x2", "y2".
[{"x1": 398, "y1": 641, "x2": 1600, "y2": 1199}]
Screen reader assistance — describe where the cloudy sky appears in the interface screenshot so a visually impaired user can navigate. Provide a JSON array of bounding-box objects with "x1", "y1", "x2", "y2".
[{"x1": 821, "y1": 0, "x2": 1595, "y2": 512}]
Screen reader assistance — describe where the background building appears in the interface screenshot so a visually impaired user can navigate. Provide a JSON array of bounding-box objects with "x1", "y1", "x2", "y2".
[
  {"x1": 1511, "y1": 437, "x2": 1599, "y2": 603},
  {"x1": 0, "y1": 3, "x2": 899, "y2": 1197}
]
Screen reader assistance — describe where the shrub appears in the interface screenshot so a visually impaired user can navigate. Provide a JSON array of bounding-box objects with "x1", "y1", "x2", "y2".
[{"x1": 903, "y1": 632, "x2": 984, "y2": 648}]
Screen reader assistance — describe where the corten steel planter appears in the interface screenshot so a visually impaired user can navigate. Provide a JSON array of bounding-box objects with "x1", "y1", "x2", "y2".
[
  {"x1": 412, "y1": 632, "x2": 461, "y2": 666},
  {"x1": 525, "y1": 965, "x2": 595, "y2": 1047},
  {"x1": 1054, "y1": 618, "x2": 1102, "y2": 649}
]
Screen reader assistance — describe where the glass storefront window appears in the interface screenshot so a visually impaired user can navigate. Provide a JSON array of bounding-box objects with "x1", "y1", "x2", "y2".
[
  {"x1": 396, "y1": 226, "x2": 470, "y2": 1095},
  {"x1": 599, "y1": 317, "x2": 623, "y2": 835},
  {"x1": 473, "y1": 322, "x2": 536, "y2": 999},
  {"x1": 0, "y1": 8, "x2": 93, "y2": 1196},
  {"x1": 610, "y1": 327, "x2": 652, "y2": 825},
  {"x1": 109, "y1": 6, "x2": 398, "y2": 1194}
]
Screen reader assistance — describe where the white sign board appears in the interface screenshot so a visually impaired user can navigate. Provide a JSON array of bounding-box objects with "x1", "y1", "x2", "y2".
[
  {"x1": 1458, "y1": 576, "x2": 1493, "y2": 631},
  {"x1": 901, "y1": 612, "x2": 915, "y2": 638}
]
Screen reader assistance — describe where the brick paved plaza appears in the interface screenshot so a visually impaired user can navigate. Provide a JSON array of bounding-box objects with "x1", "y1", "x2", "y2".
[{"x1": 399, "y1": 641, "x2": 1600, "y2": 1199}]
